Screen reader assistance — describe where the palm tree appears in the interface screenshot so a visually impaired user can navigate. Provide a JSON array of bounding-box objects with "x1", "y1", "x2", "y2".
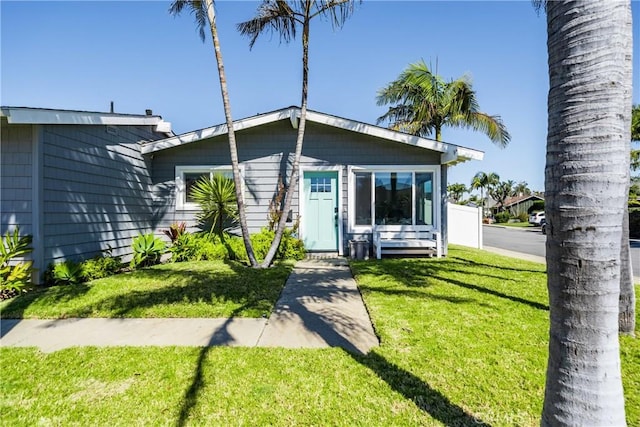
[
  {"x1": 513, "y1": 181, "x2": 531, "y2": 197},
  {"x1": 237, "y1": 0, "x2": 357, "y2": 268},
  {"x1": 631, "y1": 104, "x2": 640, "y2": 170},
  {"x1": 169, "y1": 0, "x2": 259, "y2": 267},
  {"x1": 539, "y1": 0, "x2": 631, "y2": 424},
  {"x1": 447, "y1": 183, "x2": 467, "y2": 204},
  {"x1": 470, "y1": 171, "x2": 499, "y2": 216},
  {"x1": 376, "y1": 60, "x2": 511, "y2": 146}
]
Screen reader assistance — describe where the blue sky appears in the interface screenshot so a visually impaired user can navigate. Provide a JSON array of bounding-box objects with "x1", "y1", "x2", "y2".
[{"x1": 2, "y1": 1, "x2": 639, "y2": 192}]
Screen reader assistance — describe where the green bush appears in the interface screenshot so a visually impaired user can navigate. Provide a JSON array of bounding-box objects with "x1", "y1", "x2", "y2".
[
  {"x1": 131, "y1": 233, "x2": 166, "y2": 268},
  {"x1": 52, "y1": 261, "x2": 84, "y2": 285},
  {"x1": 170, "y1": 232, "x2": 229, "y2": 262},
  {"x1": 495, "y1": 212, "x2": 511, "y2": 224},
  {"x1": 528, "y1": 200, "x2": 545, "y2": 214},
  {"x1": 0, "y1": 227, "x2": 33, "y2": 293},
  {"x1": 81, "y1": 255, "x2": 122, "y2": 281},
  {"x1": 630, "y1": 208, "x2": 640, "y2": 239},
  {"x1": 517, "y1": 212, "x2": 529, "y2": 223},
  {"x1": 250, "y1": 228, "x2": 306, "y2": 262}
]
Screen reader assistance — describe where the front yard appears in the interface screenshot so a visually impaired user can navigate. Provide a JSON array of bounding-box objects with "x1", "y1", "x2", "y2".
[{"x1": 1, "y1": 247, "x2": 638, "y2": 425}]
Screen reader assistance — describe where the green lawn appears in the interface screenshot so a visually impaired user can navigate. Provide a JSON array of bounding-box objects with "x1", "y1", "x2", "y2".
[
  {"x1": 497, "y1": 221, "x2": 536, "y2": 228},
  {"x1": 0, "y1": 260, "x2": 292, "y2": 319},
  {"x1": 1, "y1": 247, "x2": 638, "y2": 426}
]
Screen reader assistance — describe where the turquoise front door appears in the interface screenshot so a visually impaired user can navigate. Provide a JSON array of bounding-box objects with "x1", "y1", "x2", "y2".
[{"x1": 302, "y1": 171, "x2": 338, "y2": 251}]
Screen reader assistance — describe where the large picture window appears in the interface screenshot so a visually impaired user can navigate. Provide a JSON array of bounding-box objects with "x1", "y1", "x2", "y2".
[
  {"x1": 175, "y1": 166, "x2": 236, "y2": 210},
  {"x1": 351, "y1": 168, "x2": 436, "y2": 229}
]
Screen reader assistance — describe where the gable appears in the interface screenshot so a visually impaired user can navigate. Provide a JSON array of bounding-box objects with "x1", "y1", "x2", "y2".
[{"x1": 141, "y1": 107, "x2": 483, "y2": 165}]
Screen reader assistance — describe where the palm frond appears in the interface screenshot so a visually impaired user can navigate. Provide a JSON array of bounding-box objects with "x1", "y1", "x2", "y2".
[
  {"x1": 237, "y1": 0, "x2": 298, "y2": 49},
  {"x1": 310, "y1": 0, "x2": 358, "y2": 29},
  {"x1": 169, "y1": 0, "x2": 208, "y2": 42}
]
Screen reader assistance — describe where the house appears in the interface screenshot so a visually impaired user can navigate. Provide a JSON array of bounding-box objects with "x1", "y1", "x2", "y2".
[
  {"x1": 1, "y1": 106, "x2": 483, "y2": 282},
  {"x1": 500, "y1": 194, "x2": 544, "y2": 217}
]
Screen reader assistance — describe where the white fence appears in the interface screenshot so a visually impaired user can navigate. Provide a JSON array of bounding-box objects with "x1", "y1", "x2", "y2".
[{"x1": 447, "y1": 203, "x2": 483, "y2": 249}]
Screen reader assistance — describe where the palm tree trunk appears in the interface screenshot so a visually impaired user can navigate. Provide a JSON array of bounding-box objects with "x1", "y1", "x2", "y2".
[
  {"x1": 204, "y1": 0, "x2": 258, "y2": 267},
  {"x1": 542, "y1": 1, "x2": 631, "y2": 425},
  {"x1": 260, "y1": 4, "x2": 311, "y2": 268}
]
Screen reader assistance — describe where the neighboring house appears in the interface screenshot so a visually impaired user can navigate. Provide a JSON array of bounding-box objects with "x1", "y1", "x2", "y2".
[
  {"x1": 1, "y1": 106, "x2": 483, "y2": 282},
  {"x1": 501, "y1": 194, "x2": 544, "y2": 217},
  {"x1": 1, "y1": 107, "x2": 172, "y2": 280}
]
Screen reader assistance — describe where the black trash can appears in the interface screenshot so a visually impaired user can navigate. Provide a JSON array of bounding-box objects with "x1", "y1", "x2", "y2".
[{"x1": 349, "y1": 240, "x2": 370, "y2": 260}]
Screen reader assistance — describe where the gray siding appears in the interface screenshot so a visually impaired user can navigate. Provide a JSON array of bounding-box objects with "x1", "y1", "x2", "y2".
[
  {"x1": 152, "y1": 119, "x2": 441, "y2": 247},
  {"x1": 1, "y1": 123, "x2": 33, "y2": 236},
  {"x1": 41, "y1": 124, "x2": 160, "y2": 265}
]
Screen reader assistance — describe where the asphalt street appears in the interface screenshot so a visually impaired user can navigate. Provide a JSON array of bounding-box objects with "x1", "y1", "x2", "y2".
[{"x1": 483, "y1": 225, "x2": 640, "y2": 280}]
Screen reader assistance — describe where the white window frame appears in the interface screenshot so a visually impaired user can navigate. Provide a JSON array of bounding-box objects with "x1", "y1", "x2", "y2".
[
  {"x1": 175, "y1": 165, "x2": 244, "y2": 211},
  {"x1": 347, "y1": 165, "x2": 441, "y2": 234}
]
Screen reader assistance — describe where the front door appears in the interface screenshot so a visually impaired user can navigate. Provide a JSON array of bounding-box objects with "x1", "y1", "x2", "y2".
[{"x1": 302, "y1": 171, "x2": 338, "y2": 251}]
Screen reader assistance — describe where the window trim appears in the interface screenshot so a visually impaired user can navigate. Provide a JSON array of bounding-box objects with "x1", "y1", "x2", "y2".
[
  {"x1": 175, "y1": 165, "x2": 244, "y2": 211},
  {"x1": 347, "y1": 165, "x2": 440, "y2": 234}
]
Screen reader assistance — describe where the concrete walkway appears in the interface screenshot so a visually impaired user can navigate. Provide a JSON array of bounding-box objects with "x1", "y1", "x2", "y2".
[{"x1": 0, "y1": 258, "x2": 379, "y2": 354}]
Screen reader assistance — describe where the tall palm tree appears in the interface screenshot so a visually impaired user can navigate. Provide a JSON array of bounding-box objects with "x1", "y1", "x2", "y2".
[
  {"x1": 376, "y1": 60, "x2": 511, "y2": 146},
  {"x1": 513, "y1": 181, "x2": 531, "y2": 197},
  {"x1": 169, "y1": 0, "x2": 259, "y2": 267},
  {"x1": 539, "y1": 0, "x2": 631, "y2": 424},
  {"x1": 470, "y1": 171, "x2": 499, "y2": 216},
  {"x1": 237, "y1": 0, "x2": 357, "y2": 268}
]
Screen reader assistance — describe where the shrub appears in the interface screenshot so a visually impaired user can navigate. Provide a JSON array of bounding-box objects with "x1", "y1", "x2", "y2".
[
  {"x1": 162, "y1": 222, "x2": 186, "y2": 243},
  {"x1": 190, "y1": 174, "x2": 238, "y2": 236},
  {"x1": 250, "y1": 228, "x2": 306, "y2": 262},
  {"x1": 131, "y1": 233, "x2": 166, "y2": 268},
  {"x1": 0, "y1": 228, "x2": 33, "y2": 295},
  {"x1": 52, "y1": 260, "x2": 84, "y2": 285},
  {"x1": 170, "y1": 232, "x2": 229, "y2": 262},
  {"x1": 528, "y1": 200, "x2": 545, "y2": 214},
  {"x1": 630, "y1": 208, "x2": 640, "y2": 239},
  {"x1": 517, "y1": 212, "x2": 529, "y2": 223},
  {"x1": 81, "y1": 255, "x2": 122, "y2": 281},
  {"x1": 495, "y1": 212, "x2": 511, "y2": 224}
]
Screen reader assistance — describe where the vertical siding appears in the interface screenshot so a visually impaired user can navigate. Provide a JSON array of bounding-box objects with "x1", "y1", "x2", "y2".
[
  {"x1": 151, "y1": 119, "x2": 442, "y2": 254},
  {"x1": 41, "y1": 124, "x2": 160, "y2": 264},
  {"x1": 1, "y1": 122, "x2": 33, "y2": 236}
]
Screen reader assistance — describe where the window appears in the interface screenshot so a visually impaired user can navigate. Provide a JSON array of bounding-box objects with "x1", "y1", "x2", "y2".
[
  {"x1": 351, "y1": 168, "x2": 437, "y2": 229},
  {"x1": 310, "y1": 177, "x2": 332, "y2": 193},
  {"x1": 175, "y1": 166, "x2": 236, "y2": 210}
]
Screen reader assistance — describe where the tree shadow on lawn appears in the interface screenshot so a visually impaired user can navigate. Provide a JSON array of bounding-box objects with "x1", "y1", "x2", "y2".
[
  {"x1": 0, "y1": 262, "x2": 292, "y2": 319},
  {"x1": 176, "y1": 303, "x2": 253, "y2": 427},
  {"x1": 353, "y1": 258, "x2": 548, "y2": 312},
  {"x1": 352, "y1": 350, "x2": 491, "y2": 426}
]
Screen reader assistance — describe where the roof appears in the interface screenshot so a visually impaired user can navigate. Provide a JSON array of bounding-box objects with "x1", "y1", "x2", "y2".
[
  {"x1": 503, "y1": 193, "x2": 544, "y2": 208},
  {"x1": 0, "y1": 106, "x2": 172, "y2": 134},
  {"x1": 141, "y1": 106, "x2": 484, "y2": 165}
]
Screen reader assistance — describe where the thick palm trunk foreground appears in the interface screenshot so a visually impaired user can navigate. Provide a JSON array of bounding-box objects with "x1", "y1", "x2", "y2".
[
  {"x1": 541, "y1": 1, "x2": 631, "y2": 425},
  {"x1": 204, "y1": 0, "x2": 259, "y2": 267}
]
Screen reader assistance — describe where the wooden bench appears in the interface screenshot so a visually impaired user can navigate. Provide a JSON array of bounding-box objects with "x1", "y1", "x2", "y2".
[{"x1": 373, "y1": 229, "x2": 442, "y2": 259}]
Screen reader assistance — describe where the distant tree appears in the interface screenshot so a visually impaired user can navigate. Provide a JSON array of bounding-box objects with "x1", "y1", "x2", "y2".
[
  {"x1": 513, "y1": 181, "x2": 531, "y2": 196},
  {"x1": 488, "y1": 180, "x2": 514, "y2": 212},
  {"x1": 447, "y1": 183, "x2": 467, "y2": 204},
  {"x1": 169, "y1": 0, "x2": 259, "y2": 267},
  {"x1": 376, "y1": 61, "x2": 511, "y2": 147},
  {"x1": 470, "y1": 171, "x2": 499, "y2": 216},
  {"x1": 237, "y1": 0, "x2": 358, "y2": 268},
  {"x1": 632, "y1": 104, "x2": 639, "y2": 170}
]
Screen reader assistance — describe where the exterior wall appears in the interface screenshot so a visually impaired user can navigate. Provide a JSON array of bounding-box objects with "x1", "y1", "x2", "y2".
[
  {"x1": 151, "y1": 119, "x2": 442, "y2": 253},
  {"x1": 40, "y1": 124, "x2": 160, "y2": 265},
  {"x1": 447, "y1": 203, "x2": 483, "y2": 249},
  {"x1": 507, "y1": 198, "x2": 541, "y2": 217},
  {"x1": 1, "y1": 122, "x2": 33, "y2": 236}
]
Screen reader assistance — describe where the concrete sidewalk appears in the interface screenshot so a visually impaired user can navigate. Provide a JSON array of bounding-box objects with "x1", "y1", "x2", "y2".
[{"x1": 0, "y1": 258, "x2": 379, "y2": 354}]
